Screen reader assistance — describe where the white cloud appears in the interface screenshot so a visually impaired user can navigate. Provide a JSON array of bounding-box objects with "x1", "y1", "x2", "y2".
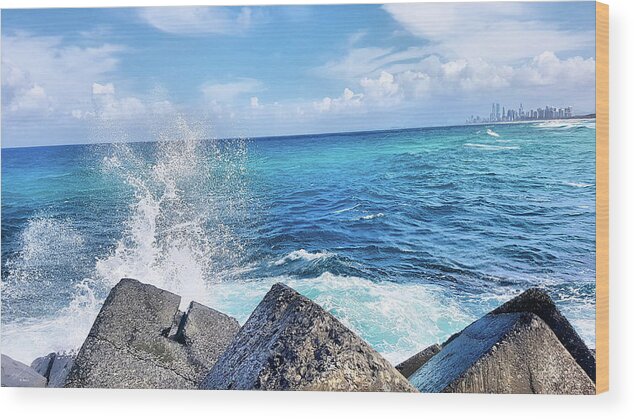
[
  {"x1": 250, "y1": 96, "x2": 262, "y2": 109},
  {"x1": 315, "y1": 48, "x2": 594, "y2": 109},
  {"x1": 315, "y1": 47, "x2": 426, "y2": 80},
  {"x1": 360, "y1": 71, "x2": 400, "y2": 101},
  {"x1": 71, "y1": 109, "x2": 86, "y2": 120},
  {"x1": 314, "y1": 87, "x2": 363, "y2": 113},
  {"x1": 139, "y1": 7, "x2": 253, "y2": 35},
  {"x1": 201, "y1": 78, "x2": 262, "y2": 104},
  {"x1": 383, "y1": 3, "x2": 594, "y2": 62},
  {"x1": 90, "y1": 82, "x2": 175, "y2": 121},
  {"x1": 2, "y1": 33, "x2": 125, "y2": 119},
  {"x1": 92, "y1": 82, "x2": 115, "y2": 95},
  {"x1": 2, "y1": 65, "x2": 53, "y2": 114},
  {"x1": 347, "y1": 30, "x2": 367, "y2": 46},
  {"x1": 515, "y1": 51, "x2": 596, "y2": 86}
]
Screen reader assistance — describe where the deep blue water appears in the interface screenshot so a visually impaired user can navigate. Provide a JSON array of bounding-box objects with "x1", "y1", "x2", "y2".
[{"x1": 1, "y1": 120, "x2": 596, "y2": 363}]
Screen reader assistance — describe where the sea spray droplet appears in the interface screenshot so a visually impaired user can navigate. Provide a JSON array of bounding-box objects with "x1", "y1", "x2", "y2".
[{"x1": 2, "y1": 217, "x2": 86, "y2": 302}]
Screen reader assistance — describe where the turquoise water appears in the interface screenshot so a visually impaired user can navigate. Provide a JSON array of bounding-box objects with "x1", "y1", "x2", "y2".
[{"x1": 1, "y1": 120, "x2": 596, "y2": 364}]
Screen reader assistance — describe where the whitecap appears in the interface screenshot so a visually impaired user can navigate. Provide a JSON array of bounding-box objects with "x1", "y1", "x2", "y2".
[
  {"x1": 564, "y1": 182, "x2": 593, "y2": 188},
  {"x1": 205, "y1": 272, "x2": 475, "y2": 364},
  {"x1": 333, "y1": 204, "x2": 360, "y2": 214},
  {"x1": 358, "y1": 212, "x2": 385, "y2": 220},
  {"x1": 534, "y1": 119, "x2": 596, "y2": 130},
  {"x1": 273, "y1": 249, "x2": 335, "y2": 266},
  {"x1": 486, "y1": 128, "x2": 500, "y2": 137},
  {"x1": 464, "y1": 143, "x2": 519, "y2": 150}
]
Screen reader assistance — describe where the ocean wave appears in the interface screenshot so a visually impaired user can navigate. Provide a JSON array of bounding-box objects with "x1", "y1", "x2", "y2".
[
  {"x1": 563, "y1": 181, "x2": 594, "y2": 188},
  {"x1": 464, "y1": 143, "x2": 519, "y2": 150},
  {"x1": 1, "y1": 118, "x2": 597, "y2": 366},
  {"x1": 333, "y1": 204, "x2": 360, "y2": 214},
  {"x1": 273, "y1": 249, "x2": 335, "y2": 266},
  {"x1": 534, "y1": 119, "x2": 596, "y2": 130},
  {"x1": 1, "y1": 116, "x2": 254, "y2": 363},
  {"x1": 486, "y1": 128, "x2": 500, "y2": 137},
  {"x1": 358, "y1": 212, "x2": 385, "y2": 220},
  {"x1": 205, "y1": 272, "x2": 475, "y2": 364}
]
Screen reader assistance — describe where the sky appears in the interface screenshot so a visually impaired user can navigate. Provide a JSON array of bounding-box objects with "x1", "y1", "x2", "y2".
[{"x1": 1, "y1": 2, "x2": 597, "y2": 147}]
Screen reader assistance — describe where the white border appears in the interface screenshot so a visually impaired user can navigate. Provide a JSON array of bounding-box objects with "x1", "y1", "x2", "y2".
[{"x1": 1, "y1": 1, "x2": 632, "y2": 419}]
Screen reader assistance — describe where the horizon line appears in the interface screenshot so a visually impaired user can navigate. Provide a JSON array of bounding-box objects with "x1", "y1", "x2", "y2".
[{"x1": 1, "y1": 114, "x2": 596, "y2": 151}]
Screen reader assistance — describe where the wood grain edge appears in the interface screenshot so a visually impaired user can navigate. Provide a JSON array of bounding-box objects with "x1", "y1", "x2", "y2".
[{"x1": 595, "y1": 0, "x2": 609, "y2": 395}]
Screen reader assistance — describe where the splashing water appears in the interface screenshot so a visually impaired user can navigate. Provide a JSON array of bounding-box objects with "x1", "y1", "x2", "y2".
[
  {"x1": 2, "y1": 115, "x2": 253, "y2": 361},
  {"x1": 93, "y1": 116, "x2": 252, "y2": 305}
]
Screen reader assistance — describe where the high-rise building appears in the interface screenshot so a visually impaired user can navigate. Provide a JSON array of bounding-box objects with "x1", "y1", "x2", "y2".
[{"x1": 468, "y1": 102, "x2": 575, "y2": 124}]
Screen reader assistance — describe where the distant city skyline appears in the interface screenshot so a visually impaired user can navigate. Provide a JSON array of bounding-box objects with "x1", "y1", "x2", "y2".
[
  {"x1": 465, "y1": 102, "x2": 586, "y2": 124},
  {"x1": 2, "y1": 3, "x2": 597, "y2": 147}
]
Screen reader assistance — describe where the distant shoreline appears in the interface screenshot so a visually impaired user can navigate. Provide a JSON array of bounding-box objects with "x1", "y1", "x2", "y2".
[
  {"x1": 1, "y1": 116, "x2": 597, "y2": 151},
  {"x1": 464, "y1": 115, "x2": 596, "y2": 128}
]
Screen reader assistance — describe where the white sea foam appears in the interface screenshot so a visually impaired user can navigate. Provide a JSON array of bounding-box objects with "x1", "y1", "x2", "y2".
[
  {"x1": 464, "y1": 143, "x2": 519, "y2": 150},
  {"x1": 1, "y1": 217, "x2": 98, "y2": 362},
  {"x1": 563, "y1": 181, "x2": 593, "y2": 188},
  {"x1": 333, "y1": 204, "x2": 360, "y2": 214},
  {"x1": 1, "y1": 279, "x2": 102, "y2": 362},
  {"x1": 205, "y1": 272, "x2": 475, "y2": 364},
  {"x1": 358, "y1": 212, "x2": 385, "y2": 220},
  {"x1": 534, "y1": 119, "x2": 596, "y2": 130},
  {"x1": 273, "y1": 249, "x2": 335, "y2": 266},
  {"x1": 486, "y1": 128, "x2": 500, "y2": 137}
]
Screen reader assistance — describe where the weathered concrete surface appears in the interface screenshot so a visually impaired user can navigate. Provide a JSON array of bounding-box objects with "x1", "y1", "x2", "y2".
[
  {"x1": 31, "y1": 352, "x2": 75, "y2": 387},
  {"x1": 65, "y1": 278, "x2": 240, "y2": 389},
  {"x1": 490, "y1": 288, "x2": 596, "y2": 382},
  {"x1": 409, "y1": 312, "x2": 595, "y2": 394},
  {"x1": 395, "y1": 344, "x2": 442, "y2": 379},
  {"x1": 1, "y1": 354, "x2": 46, "y2": 387},
  {"x1": 174, "y1": 301, "x2": 241, "y2": 378},
  {"x1": 200, "y1": 283, "x2": 416, "y2": 392}
]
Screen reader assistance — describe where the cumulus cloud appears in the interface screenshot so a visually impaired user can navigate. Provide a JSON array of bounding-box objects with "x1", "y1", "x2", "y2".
[
  {"x1": 314, "y1": 87, "x2": 363, "y2": 113},
  {"x1": 201, "y1": 78, "x2": 262, "y2": 104},
  {"x1": 315, "y1": 49, "x2": 594, "y2": 109},
  {"x1": 90, "y1": 82, "x2": 175, "y2": 121},
  {"x1": 305, "y1": 49, "x2": 596, "y2": 120},
  {"x1": 2, "y1": 65, "x2": 53, "y2": 114},
  {"x1": 360, "y1": 71, "x2": 400, "y2": 103},
  {"x1": 92, "y1": 82, "x2": 115, "y2": 95},
  {"x1": 382, "y1": 3, "x2": 594, "y2": 62},
  {"x1": 250, "y1": 96, "x2": 262, "y2": 109},
  {"x1": 1, "y1": 33, "x2": 125, "y2": 120},
  {"x1": 1, "y1": 32, "x2": 186, "y2": 148},
  {"x1": 139, "y1": 7, "x2": 253, "y2": 35}
]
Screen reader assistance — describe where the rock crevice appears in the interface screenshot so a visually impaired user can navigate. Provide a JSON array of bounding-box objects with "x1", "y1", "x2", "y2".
[{"x1": 64, "y1": 278, "x2": 240, "y2": 389}]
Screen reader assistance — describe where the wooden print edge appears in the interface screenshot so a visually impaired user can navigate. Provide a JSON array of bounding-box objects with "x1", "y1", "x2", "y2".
[{"x1": 595, "y1": 0, "x2": 609, "y2": 395}]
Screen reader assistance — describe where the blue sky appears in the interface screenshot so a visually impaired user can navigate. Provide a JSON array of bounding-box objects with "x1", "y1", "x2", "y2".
[{"x1": 2, "y1": 2, "x2": 597, "y2": 147}]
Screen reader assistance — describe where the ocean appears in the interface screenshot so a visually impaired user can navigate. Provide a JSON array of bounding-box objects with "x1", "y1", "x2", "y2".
[{"x1": 1, "y1": 119, "x2": 597, "y2": 365}]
